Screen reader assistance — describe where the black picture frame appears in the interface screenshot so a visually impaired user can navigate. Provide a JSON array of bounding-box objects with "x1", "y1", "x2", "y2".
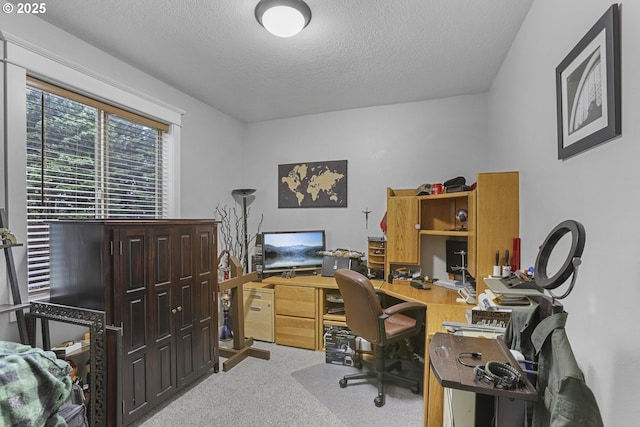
[{"x1": 556, "y1": 4, "x2": 620, "y2": 160}]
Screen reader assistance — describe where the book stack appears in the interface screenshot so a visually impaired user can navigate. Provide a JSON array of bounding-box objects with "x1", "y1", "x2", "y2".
[{"x1": 51, "y1": 340, "x2": 82, "y2": 357}]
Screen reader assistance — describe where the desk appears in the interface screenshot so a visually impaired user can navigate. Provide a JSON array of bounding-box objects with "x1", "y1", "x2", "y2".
[
  {"x1": 263, "y1": 274, "x2": 366, "y2": 350},
  {"x1": 430, "y1": 333, "x2": 537, "y2": 426},
  {"x1": 380, "y1": 280, "x2": 469, "y2": 427},
  {"x1": 430, "y1": 333, "x2": 537, "y2": 400},
  {"x1": 262, "y1": 275, "x2": 469, "y2": 426}
]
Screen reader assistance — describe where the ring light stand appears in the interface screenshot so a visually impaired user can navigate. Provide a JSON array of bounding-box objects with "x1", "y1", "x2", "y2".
[{"x1": 530, "y1": 220, "x2": 586, "y2": 316}]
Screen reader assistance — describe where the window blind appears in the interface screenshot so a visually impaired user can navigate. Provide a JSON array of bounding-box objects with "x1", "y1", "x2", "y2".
[{"x1": 26, "y1": 77, "x2": 169, "y2": 293}]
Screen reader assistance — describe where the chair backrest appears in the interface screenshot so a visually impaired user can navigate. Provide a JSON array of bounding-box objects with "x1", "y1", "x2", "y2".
[{"x1": 334, "y1": 269, "x2": 383, "y2": 344}]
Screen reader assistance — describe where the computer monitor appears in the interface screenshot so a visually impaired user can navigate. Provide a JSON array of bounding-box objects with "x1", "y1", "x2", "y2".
[{"x1": 261, "y1": 230, "x2": 325, "y2": 274}]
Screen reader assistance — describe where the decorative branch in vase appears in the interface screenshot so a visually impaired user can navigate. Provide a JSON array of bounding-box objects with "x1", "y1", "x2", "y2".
[{"x1": 214, "y1": 202, "x2": 263, "y2": 273}]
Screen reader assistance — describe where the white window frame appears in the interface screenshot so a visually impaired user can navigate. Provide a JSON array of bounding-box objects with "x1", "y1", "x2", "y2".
[{"x1": 1, "y1": 33, "x2": 182, "y2": 300}]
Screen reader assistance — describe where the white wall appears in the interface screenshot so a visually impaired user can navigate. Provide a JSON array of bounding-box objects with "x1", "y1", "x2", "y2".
[
  {"x1": 2, "y1": 4, "x2": 632, "y2": 424},
  {"x1": 244, "y1": 95, "x2": 489, "y2": 253},
  {"x1": 0, "y1": 13, "x2": 244, "y2": 342},
  {"x1": 179, "y1": 101, "x2": 247, "y2": 217},
  {"x1": 0, "y1": 13, "x2": 246, "y2": 218},
  {"x1": 489, "y1": 1, "x2": 639, "y2": 425}
]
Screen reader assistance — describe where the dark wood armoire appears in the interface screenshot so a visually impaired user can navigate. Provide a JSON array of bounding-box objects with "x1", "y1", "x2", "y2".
[{"x1": 48, "y1": 220, "x2": 219, "y2": 426}]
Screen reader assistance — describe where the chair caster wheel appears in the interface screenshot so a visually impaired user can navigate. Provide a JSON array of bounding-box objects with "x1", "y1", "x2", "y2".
[
  {"x1": 374, "y1": 395, "x2": 385, "y2": 407},
  {"x1": 339, "y1": 378, "x2": 347, "y2": 388},
  {"x1": 411, "y1": 384, "x2": 420, "y2": 394}
]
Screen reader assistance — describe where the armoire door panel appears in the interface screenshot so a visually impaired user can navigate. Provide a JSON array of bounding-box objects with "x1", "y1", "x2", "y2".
[
  {"x1": 155, "y1": 290, "x2": 172, "y2": 340},
  {"x1": 122, "y1": 233, "x2": 147, "y2": 292},
  {"x1": 153, "y1": 232, "x2": 172, "y2": 286},
  {"x1": 198, "y1": 322, "x2": 213, "y2": 369},
  {"x1": 198, "y1": 230, "x2": 213, "y2": 275},
  {"x1": 153, "y1": 341, "x2": 175, "y2": 400},
  {"x1": 125, "y1": 296, "x2": 148, "y2": 352},
  {"x1": 198, "y1": 278, "x2": 212, "y2": 322},
  {"x1": 178, "y1": 231, "x2": 193, "y2": 279},
  {"x1": 195, "y1": 225, "x2": 217, "y2": 377},
  {"x1": 176, "y1": 331, "x2": 195, "y2": 385},
  {"x1": 178, "y1": 283, "x2": 194, "y2": 329},
  {"x1": 123, "y1": 353, "x2": 148, "y2": 420}
]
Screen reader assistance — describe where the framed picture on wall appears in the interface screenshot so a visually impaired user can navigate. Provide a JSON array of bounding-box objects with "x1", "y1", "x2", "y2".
[
  {"x1": 278, "y1": 160, "x2": 347, "y2": 208},
  {"x1": 555, "y1": 4, "x2": 620, "y2": 160}
]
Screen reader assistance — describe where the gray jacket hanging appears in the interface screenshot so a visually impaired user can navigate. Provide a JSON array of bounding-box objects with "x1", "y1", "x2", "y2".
[{"x1": 504, "y1": 306, "x2": 603, "y2": 427}]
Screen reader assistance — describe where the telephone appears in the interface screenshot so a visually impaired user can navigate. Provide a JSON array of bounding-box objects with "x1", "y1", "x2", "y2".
[{"x1": 458, "y1": 286, "x2": 476, "y2": 304}]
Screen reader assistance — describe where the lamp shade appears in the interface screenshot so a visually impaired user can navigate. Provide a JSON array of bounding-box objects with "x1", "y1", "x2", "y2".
[
  {"x1": 255, "y1": 0, "x2": 312, "y2": 38},
  {"x1": 231, "y1": 189, "x2": 256, "y2": 197}
]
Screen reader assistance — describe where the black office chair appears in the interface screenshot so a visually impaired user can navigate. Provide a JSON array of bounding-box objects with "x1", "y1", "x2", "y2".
[{"x1": 334, "y1": 269, "x2": 426, "y2": 407}]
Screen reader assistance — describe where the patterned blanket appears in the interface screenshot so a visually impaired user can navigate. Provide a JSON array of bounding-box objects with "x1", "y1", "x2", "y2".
[{"x1": 0, "y1": 341, "x2": 72, "y2": 427}]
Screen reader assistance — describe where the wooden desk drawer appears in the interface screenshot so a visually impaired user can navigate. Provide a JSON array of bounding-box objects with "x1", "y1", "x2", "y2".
[
  {"x1": 275, "y1": 315, "x2": 316, "y2": 350},
  {"x1": 243, "y1": 288, "x2": 274, "y2": 342},
  {"x1": 275, "y1": 285, "x2": 316, "y2": 318}
]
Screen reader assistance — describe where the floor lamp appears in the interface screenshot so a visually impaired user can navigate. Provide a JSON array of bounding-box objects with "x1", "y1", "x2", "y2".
[{"x1": 231, "y1": 188, "x2": 256, "y2": 273}]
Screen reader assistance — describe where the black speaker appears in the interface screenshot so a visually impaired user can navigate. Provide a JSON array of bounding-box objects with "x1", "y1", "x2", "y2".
[{"x1": 252, "y1": 233, "x2": 263, "y2": 279}]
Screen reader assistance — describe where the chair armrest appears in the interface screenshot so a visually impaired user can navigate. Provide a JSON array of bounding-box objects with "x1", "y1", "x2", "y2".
[
  {"x1": 383, "y1": 301, "x2": 425, "y2": 316},
  {"x1": 378, "y1": 301, "x2": 426, "y2": 342}
]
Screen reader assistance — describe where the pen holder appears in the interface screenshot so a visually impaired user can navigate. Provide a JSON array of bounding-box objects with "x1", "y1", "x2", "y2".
[
  {"x1": 502, "y1": 265, "x2": 512, "y2": 277},
  {"x1": 492, "y1": 265, "x2": 501, "y2": 277}
]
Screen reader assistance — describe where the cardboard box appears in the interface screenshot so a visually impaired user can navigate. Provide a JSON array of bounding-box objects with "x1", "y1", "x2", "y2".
[{"x1": 324, "y1": 326, "x2": 357, "y2": 366}]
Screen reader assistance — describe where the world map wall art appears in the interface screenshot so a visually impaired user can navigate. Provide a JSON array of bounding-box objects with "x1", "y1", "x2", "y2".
[{"x1": 278, "y1": 160, "x2": 347, "y2": 208}]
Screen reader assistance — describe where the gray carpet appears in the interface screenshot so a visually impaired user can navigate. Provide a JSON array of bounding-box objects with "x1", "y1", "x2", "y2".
[
  {"x1": 291, "y1": 361, "x2": 424, "y2": 426},
  {"x1": 133, "y1": 341, "x2": 423, "y2": 427}
]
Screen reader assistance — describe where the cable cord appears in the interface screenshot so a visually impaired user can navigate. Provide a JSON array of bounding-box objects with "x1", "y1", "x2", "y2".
[{"x1": 456, "y1": 351, "x2": 482, "y2": 367}]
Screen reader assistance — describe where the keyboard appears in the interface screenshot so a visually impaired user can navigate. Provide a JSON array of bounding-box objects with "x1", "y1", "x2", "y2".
[
  {"x1": 434, "y1": 279, "x2": 476, "y2": 296},
  {"x1": 433, "y1": 279, "x2": 462, "y2": 290}
]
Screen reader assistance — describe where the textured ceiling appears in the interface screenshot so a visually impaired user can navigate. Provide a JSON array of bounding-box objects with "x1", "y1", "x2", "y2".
[{"x1": 33, "y1": 0, "x2": 534, "y2": 123}]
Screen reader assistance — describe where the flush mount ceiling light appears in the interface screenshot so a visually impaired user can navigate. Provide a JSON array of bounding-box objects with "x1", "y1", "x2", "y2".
[{"x1": 255, "y1": 0, "x2": 312, "y2": 38}]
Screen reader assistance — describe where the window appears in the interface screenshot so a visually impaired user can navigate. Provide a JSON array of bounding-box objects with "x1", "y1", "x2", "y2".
[{"x1": 26, "y1": 78, "x2": 169, "y2": 294}]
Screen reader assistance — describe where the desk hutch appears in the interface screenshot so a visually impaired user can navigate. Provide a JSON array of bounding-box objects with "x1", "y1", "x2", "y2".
[{"x1": 386, "y1": 171, "x2": 519, "y2": 294}]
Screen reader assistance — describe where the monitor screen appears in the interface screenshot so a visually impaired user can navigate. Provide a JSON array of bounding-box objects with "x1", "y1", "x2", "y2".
[
  {"x1": 445, "y1": 240, "x2": 468, "y2": 275},
  {"x1": 262, "y1": 230, "x2": 325, "y2": 273}
]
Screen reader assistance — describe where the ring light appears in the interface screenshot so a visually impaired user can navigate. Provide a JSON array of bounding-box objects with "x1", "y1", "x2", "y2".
[{"x1": 534, "y1": 219, "x2": 585, "y2": 298}]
